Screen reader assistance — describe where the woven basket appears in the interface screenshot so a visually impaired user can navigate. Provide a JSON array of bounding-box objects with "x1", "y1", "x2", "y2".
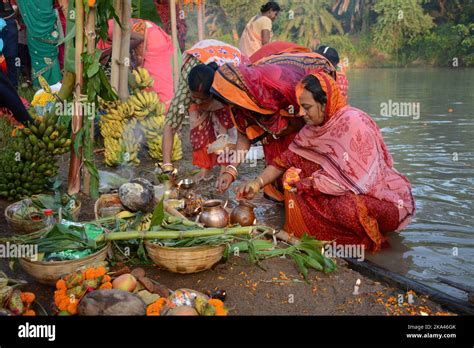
[
  {"x1": 144, "y1": 241, "x2": 225, "y2": 274},
  {"x1": 94, "y1": 193, "x2": 124, "y2": 220},
  {"x1": 4, "y1": 197, "x2": 82, "y2": 234},
  {"x1": 19, "y1": 244, "x2": 110, "y2": 285}
]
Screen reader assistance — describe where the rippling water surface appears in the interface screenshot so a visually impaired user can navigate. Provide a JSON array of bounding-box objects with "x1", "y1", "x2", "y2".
[{"x1": 347, "y1": 68, "x2": 474, "y2": 300}]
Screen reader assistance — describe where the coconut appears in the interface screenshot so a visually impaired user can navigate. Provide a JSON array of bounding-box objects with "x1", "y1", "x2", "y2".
[
  {"x1": 78, "y1": 289, "x2": 146, "y2": 316},
  {"x1": 118, "y1": 178, "x2": 155, "y2": 213}
]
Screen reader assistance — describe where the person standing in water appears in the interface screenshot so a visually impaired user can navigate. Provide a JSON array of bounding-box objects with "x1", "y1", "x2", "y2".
[{"x1": 238, "y1": 2, "x2": 281, "y2": 57}]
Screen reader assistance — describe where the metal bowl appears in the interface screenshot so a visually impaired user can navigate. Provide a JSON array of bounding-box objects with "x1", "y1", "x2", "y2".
[{"x1": 179, "y1": 178, "x2": 195, "y2": 189}]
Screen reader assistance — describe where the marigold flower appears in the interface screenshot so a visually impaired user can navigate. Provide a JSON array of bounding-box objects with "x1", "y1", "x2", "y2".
[
  {"x1": 99, "y1": 282, "x2": 112, "y2": 290},
  {"x1": 208, "y1": 299, "x2": 224, "y2": 307},
  {"x1": 67, "y1": 302, "x2": 78, "y2": 315},
  {"x1": 56, "y1": 279, "x2": 67, "y2": 290},
  {"x1": 215, "y1": 306, "x2": 228, "y2": 316},
  {"x1": 94, "y1": 266, "x2": 107, "y2": 278},
  {"x1": 23, "y1": 310, "x2": 36, "y2": 316},
  {"x1": 20, "y1": 292, "x2": 36, "y2": 304}
]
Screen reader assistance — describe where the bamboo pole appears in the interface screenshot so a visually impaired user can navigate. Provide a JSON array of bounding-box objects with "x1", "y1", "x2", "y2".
[
  {"x1": 197, "y1": 0, "x2": 204, "y2": 41},
  {"x1": 118, "y1": 0, "x2": 131, "y2": 101},
  {"x1": 67, "y1": 0, "x2": 84, "y2": 195},
  {"x1": 169, "y1": 0, "x2": 180, "y2": 88},
  {"x1": 97, "y1": 225, "x2": 256, "y2": 242},
  {"x1": 83, "y1": 8, "x2": 96, "y2": 195},
  {"x1": 110, "y1": 0, "x2": 123, "y2": 93}
]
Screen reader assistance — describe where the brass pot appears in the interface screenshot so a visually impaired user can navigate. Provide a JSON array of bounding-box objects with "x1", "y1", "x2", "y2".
[
  {"x1": 230, "y1": 200, "x2": 256, "y2": 226},
  {"x1": 198, "y1": 200, "x2": 229, "y2": 228}
]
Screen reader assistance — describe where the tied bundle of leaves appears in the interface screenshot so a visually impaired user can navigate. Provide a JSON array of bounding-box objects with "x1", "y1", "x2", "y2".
[
  {"x1": 2, "y1": 222, "x2": 105, "y2": 254},
  {"x1": 225, "y1": 234, "x2": 336, "y2": 279}
]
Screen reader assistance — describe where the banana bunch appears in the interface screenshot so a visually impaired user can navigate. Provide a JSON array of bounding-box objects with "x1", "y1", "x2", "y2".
[
  {"x1": 98, "y1": 97, "x2": 120, "y2": 113},
  {"x1": 99, "y1": 119, "x2": 125, "y2": 139},
  {"x1": 103, "y1": 137, "x2": 124, "y2": 167},
  {"x1": 128, "y1": 91, "x2": 159, "y2": 120},
  {"x1": 131, "y1": 67, "x2": 154, "y2": 90},
  {"x1": 0, "y1": 113, "x2": 71, "y2": 200},
  {"x1": 138, "y1": 213, "x2": 152, "y2": 231},
  {"x1": 140, "y1": 113, "x2": 164, "y2": 139},
  {"x1": 146, "y1": 132, "x2": 182, "y2": 161},
  {"x1": 122, "y1": 118, "x2": 142, "y2": 166}
]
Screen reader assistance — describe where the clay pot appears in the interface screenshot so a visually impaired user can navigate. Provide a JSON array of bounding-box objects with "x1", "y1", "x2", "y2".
[
  {"x1": 198, "y1": 200, "x2": 229, "y2": 228},
  {"x1": 230, "y1": 200, "x2": 256, "y2": 226}
]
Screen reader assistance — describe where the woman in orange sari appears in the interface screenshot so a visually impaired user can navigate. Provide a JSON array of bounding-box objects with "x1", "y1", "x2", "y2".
[
  {"x1": 161, "y1": 39, "x2": 245, "y2": 182},
  {"x1": 211, "y1": 51, "x2": 336, "y2": 201},
  {"x1": 236, "y1": 71, "x2": 415, "y2": 252}
]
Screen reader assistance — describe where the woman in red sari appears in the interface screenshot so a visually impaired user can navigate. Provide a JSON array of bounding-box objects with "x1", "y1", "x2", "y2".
[
  {"x1": 236, "y1": 71, "x2": 415, "y2": 252},
  {"x1": 211, "y1": 52, "x2": 336, "y2": 201}
]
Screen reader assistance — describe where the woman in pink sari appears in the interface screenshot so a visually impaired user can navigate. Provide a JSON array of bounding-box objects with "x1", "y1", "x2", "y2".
[
  {"x1": 98, "y1": 18, "x2": 174, "y2": 106},
  {"x1": 236, "y1": 71, "x2": 415, "y2": 252}
]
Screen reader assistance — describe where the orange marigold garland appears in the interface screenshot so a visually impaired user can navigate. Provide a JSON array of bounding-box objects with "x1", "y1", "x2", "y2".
[
  {"x1": 146, "y1": 298, "x2": 169, "y2": 316},
  {"x1": 53, "y1": 265, "x2": 110, "y2": 315}
]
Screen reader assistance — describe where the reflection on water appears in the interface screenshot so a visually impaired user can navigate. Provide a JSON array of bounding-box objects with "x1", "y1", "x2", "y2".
[{"x1": 347, "y1": 68, "x2": 474, "y2": 300}]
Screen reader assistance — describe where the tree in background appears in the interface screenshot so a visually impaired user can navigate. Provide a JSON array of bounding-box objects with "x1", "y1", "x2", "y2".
[
  {"x1": 276, "y1": 0, "x2": 343, "y2": 49},
  {"x1": 372, "y1": 0, "x2": 433, "y2": 54}
]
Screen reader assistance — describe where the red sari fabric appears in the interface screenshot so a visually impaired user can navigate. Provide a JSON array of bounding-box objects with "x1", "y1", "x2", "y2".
[
  {"x1": 275, "y1": 71, "x2": 414, "y2": 251},
  {"x1": 275, "y1": 151, "x2": 400, "y2": 251},
  {"x1": 190, "y1": 106, "x2": 233, "y2": 170}
]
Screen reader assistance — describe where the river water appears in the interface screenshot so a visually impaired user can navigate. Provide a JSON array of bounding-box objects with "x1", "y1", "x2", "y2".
[{"x1": 346, "y1": 68, "x2": 474, "y2": 300}]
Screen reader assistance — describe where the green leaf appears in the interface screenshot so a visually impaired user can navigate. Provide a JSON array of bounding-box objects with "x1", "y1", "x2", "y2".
[
  {"x1": 291, "y1": 253, "x2": 308, "y2": 280},
  {"x1": 56, "y1": 24, "x2": 76, "y2": 46},
  {"x1": 73, "y1": 128, "x2": 84, "y2": 156},
  {"x1": 149, "y1": 199, "x2": 165, "y2": 228},
  {"x1": 87, "y1": 60, "x2": 100, "y2": 78}
]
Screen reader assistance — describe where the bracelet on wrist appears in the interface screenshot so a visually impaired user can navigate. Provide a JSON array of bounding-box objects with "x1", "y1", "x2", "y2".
[
  {"x1": 226, "y1": 164, "x2": 238, "y2": 175},
  {"x1": 223, "y1": 170, "x2": 237, "y2": 181},
  {"x1": 257, "y1": 176, "x2": 264, "y2": 188}
]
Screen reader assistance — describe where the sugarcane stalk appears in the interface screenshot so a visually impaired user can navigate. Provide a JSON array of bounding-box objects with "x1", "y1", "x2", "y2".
[{"x1": 96, "y1": 225, "x2": 263, "y2": 243}]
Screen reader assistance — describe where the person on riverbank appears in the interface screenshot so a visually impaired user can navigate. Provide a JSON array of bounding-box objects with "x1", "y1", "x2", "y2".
[
  {"x1": 210, "y1": 52, "x2": 336, "y2": 202},
  {"x1": 99, "y1": 18, "x2": 174, "y2": 106},
  {"x1": 236, "y1": 71, "x2": 415, "y2": 252},
  {"x1": 316, "y1": 45, "x2": 349, "y2": 98},
  {"x1": 238, "y1": 2, "x2": 281, "y2": 57},
  {"x1": 16, "y1": 0, "x2": 62, "y2": 87},
  {"x1": 161, "y1": 39, "x2": 246, "y2": 182}
]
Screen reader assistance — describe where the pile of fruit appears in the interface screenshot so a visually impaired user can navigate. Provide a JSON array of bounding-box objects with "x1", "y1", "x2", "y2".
[
  {"x1": 146, "y1": 288, "x2": 228, "y2": 316},
  {"x1": 0, "y1": 272, "x2": 37, "y2": 316},
  {"x1": 0, "y1": 113, "x2": 71, "y2": 200},
  {"x1": 99, "y1": 67, "x2": 182, "y2": 167},
  {"x1": 54, "y1": 264, "x2": 111, "y2": 315}
]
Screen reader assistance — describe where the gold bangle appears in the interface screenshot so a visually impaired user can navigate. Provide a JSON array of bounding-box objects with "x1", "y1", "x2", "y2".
[
  {"x1": 257, "y1": 176, "x2": 265, "y2": 188},
  {"x1": 226, "y1": 165, "x2": 238, "y2": 175},
  {"x1": 223, "y1": 170, "x2": 237, "y2": 181}
]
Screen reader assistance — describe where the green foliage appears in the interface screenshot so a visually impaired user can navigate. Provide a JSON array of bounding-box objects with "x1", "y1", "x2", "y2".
[
  {"x1": 275, "y1": 0, "x2": 343, "y2": 49},
  {"x1": 404, "y1": 23, "x2": 474, "y2": 66},
  {"x1": 320, "y1": 34, "x2": 356, "y2": 61},
  {"x1": 372, "y1": 0, "x2": 433, "y2": 54}
]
